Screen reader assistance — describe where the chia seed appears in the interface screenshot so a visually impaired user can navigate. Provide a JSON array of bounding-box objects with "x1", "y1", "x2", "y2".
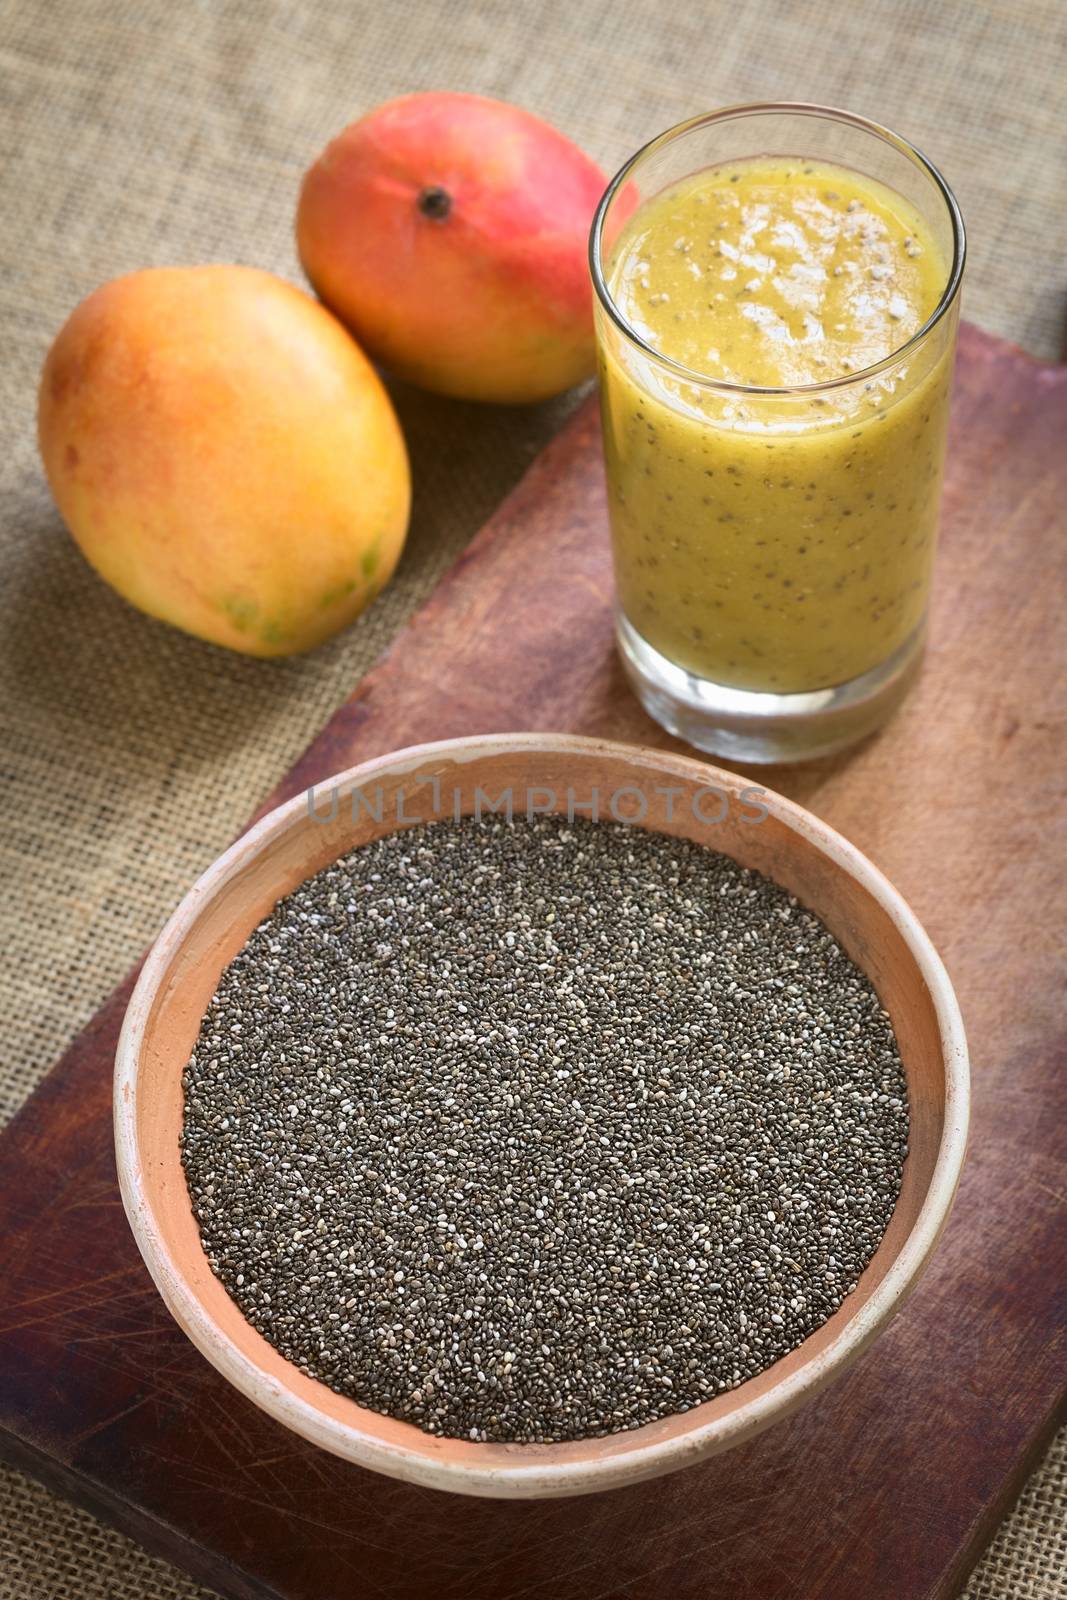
[{"x1": 181, "y1": 814, "x2": 909, "y2": 1444}]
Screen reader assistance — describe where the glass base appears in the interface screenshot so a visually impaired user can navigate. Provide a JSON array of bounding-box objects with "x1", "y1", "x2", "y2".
[{"x1": 616, "y1": 611, "x2": 926, "y2": 764}]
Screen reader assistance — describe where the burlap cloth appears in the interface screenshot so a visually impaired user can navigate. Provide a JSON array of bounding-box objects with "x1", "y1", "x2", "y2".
[{"x1": 1, "y1": 0, "x2": 1064, "y2": 1594}]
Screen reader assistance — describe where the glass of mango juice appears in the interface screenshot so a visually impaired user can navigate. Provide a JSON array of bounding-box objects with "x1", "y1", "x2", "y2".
[{"x1": 590, "y1": 104, "x2": 965, "y2": 762}]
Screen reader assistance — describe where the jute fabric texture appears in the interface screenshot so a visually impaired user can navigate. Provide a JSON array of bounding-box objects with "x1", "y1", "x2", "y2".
[{"x1": 1, "y1": 0, "x2": 1064, "y2": 1594}]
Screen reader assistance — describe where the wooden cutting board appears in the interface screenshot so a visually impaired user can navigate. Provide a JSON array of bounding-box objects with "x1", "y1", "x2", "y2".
[{"x1": 1, "y1": 322, "x2": 1064, "y2": 1600}]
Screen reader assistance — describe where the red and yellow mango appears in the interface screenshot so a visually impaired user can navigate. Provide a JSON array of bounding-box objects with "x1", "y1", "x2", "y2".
[
  {"x1": 297, "y1": 93, "x2": 612, "y2": 404},
  {"x1": 38, "y1": 265, "x2": 410, "y2": 656}
]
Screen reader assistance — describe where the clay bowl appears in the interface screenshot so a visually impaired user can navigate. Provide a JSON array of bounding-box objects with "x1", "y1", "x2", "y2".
[{"x1": 115, "y1": 733, "x2": 968, "y2": 1498}]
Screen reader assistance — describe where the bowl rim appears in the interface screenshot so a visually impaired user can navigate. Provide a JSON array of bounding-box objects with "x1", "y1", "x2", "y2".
[{"x1": 114, "y1": 732, "x2": 969, "y2": 1497}]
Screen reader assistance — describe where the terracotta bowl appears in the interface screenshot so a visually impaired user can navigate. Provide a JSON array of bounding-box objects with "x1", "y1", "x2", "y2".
[{"x1": 115, "y1": 734, "x2": 968, "y2": 1498}]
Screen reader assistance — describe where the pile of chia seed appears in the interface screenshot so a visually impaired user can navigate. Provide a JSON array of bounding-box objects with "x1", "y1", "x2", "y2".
[{"x1": 181, "y1": 814, "x2": 908, "y2": 1444}]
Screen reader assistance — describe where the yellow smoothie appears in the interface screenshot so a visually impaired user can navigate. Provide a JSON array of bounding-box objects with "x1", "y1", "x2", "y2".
[{"x1": 599, "y1": 159, "x2": 953, "y2": 693}]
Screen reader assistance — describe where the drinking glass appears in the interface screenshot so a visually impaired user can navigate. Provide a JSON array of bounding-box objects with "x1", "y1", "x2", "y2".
[{"x1": 590, "y1": 104, "x2": 965, "y2": 762}]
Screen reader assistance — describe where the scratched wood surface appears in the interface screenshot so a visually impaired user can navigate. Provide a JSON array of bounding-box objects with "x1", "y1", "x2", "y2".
[{"x1": 0, "y1": 322, "x2": 1065, "y2": 1600}]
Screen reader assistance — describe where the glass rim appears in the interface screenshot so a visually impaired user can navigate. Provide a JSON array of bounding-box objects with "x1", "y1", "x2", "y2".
[{"x1": 588, "y1": 101, "x2": 967, "y2": 398}]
